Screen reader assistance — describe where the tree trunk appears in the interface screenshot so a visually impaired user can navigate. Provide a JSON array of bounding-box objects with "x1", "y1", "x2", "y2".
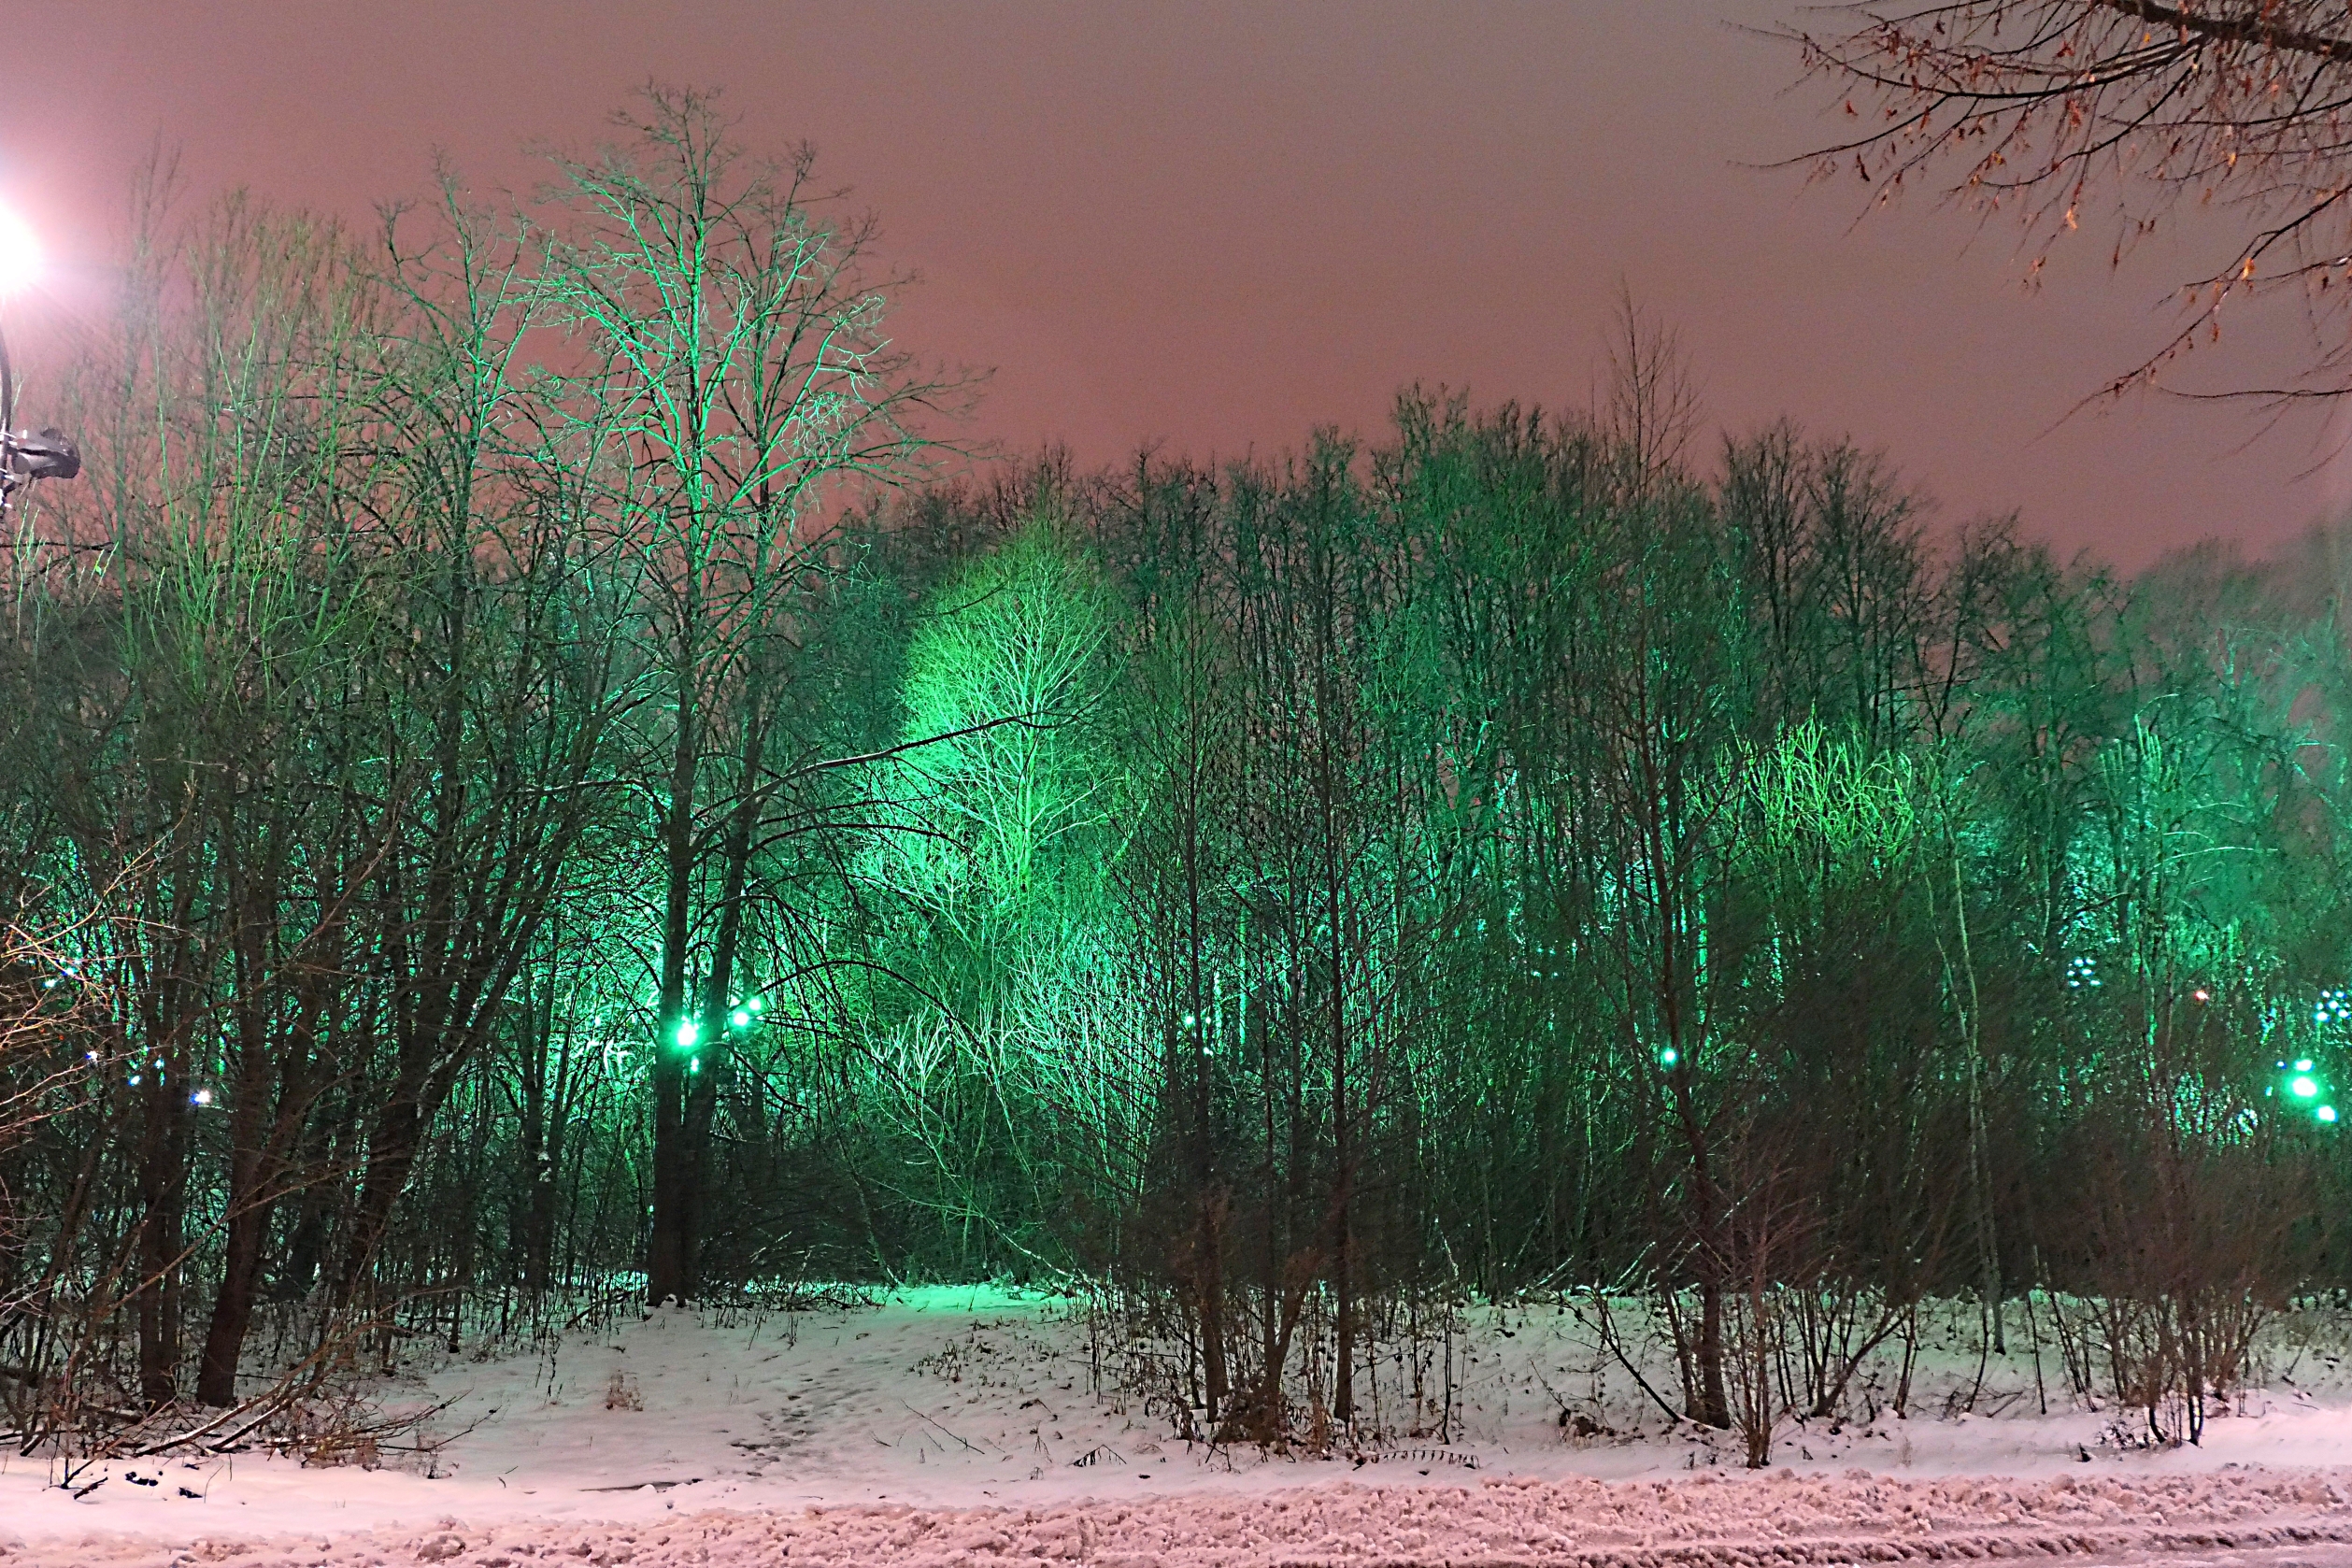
[
  {"x1": 196, "y1": 976, "x2": 284, "y2": 1406},
  {"x1": 134, "y1": 1076, "x2": 186, "y2": 1410},
  {"x1": 647, "y1": 689, "x2": 700, "y2": 1305},
  {"x1": 1693, "y1": 1273, "x2": 1730, "y2": 1427},
  {"x1": 1198, "y1": 1190, "x2": 1226, "y2": 1425},
  {"x1": 1956, "y1": 855, "x2": 2003, "y2": 1353},
  {"x1": 194, "y1": 1199, "x2": 268, "y2": 1406},
  {"x1": 517, "y1": 977, "x2": 570, "y2": 1293},
  {"x1": 335, "y1": 1076, "x2": 426, "y2": 1312},
  {"x1": 522, "y1": 996, "x2": 569, "y2": 1292},
  {"x1": 1332, "y1": 1016, "x2": 1354, "y2": 1427}
]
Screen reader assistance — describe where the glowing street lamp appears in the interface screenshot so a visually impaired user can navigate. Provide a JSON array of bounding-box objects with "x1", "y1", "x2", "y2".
[
  {"x1": 0, "y1": 205, "x2": 37, "y2": 297},
  {"x1": 0, "y1": 200, "x2": 78, "y2": 506}
]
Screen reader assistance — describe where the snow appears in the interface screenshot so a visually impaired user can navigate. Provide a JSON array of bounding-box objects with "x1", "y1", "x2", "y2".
[{"x1": 8, "y1": 1289, "x2": 2352, "y2": 1565}]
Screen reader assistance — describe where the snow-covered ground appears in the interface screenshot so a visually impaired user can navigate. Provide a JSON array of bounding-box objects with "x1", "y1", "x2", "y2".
[{"x1": 9, "y1": 1288, "x2": 2352, "y2": 1565}]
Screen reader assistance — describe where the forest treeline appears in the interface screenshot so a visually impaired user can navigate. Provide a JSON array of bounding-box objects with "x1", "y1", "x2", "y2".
[{"x1": 5, "y1": 96, "x2": 2352, "y2": 1458}]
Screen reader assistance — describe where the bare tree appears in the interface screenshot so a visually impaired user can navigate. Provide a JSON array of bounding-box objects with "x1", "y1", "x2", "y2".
[
  {"x1": 536, "y1": 86, "x2": 966, "y2": 1304},
  {"x1": 1778, "y1": 2, "x2": 2352, "y2": 396}
]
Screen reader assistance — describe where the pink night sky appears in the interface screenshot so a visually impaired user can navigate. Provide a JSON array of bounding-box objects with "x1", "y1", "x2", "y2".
[{"x1": 8, "y1": 0, "x2": 2343, "y2": 570}]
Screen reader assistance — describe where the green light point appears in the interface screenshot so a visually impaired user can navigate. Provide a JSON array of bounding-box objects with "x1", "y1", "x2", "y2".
[
  {"x1": 747, "y1": 996, "x2": 763, "y2": 1013},
  {"x1": 674, "y1": 1019, "x2": 699, "y2": 1050},
  {"x1": 2321, "y1": 1105, "x2": 2340, "y2": 1124},
  {"x1": 731, "y1": 1009, "x2": 751, "y2": 1029},
  {"x1": 2292, "y1": 1075, "x2": 2320, "y2": 1099}
]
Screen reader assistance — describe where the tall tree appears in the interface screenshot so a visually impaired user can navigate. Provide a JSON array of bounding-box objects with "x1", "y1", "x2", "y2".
[{"x1": 537, "y1": 87, "x2": 957, "y2": 1303}]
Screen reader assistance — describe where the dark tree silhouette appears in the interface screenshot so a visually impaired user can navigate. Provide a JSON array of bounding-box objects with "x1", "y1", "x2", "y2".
[{"x1": 1781, "y1": 2, "x2": 2352, "y2": 396}]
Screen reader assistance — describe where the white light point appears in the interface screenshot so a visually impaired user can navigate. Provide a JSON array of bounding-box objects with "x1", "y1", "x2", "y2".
[{"x1": 0, "y1": 205, "x2": 40, "y2": 296}]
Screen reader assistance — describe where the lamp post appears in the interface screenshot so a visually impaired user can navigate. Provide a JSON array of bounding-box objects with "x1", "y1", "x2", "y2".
[{"x1": 0, "y1": 202, "x2": 78, "y2": 504}]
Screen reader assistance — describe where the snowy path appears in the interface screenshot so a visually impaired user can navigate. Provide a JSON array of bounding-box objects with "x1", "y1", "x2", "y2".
[
  {"x1": 11, "y1": 1468, "x2": 2352, "y2": 1567},
  {"x1": 14, "y1": 1292, "x2": 2352, "y2": 1565}
]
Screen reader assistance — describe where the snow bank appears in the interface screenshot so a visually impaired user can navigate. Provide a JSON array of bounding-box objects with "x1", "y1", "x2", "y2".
[{"x1": 11, "y1": 1467, "x2": 2352, "y2": 1567}]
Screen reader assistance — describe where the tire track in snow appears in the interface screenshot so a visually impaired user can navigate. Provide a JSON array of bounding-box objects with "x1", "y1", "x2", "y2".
[{"x1": 12, "y1": 1463, "x2": 2352, "y2": 1566}]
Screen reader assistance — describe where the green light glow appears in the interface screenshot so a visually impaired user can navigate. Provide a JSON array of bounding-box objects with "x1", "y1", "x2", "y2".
[
  {"x1": 2296, "y1": 1058, "x2": 2316, "y2": 1073},
  {"x1": 674, "y1": 1019, "x2": 699, "y2": 1049},
  {"x1": 1660, "y1": 1048, "x2": 1678, "y2": 1067},
  {"x1": 891, "y1": 525, "x2": 1121, "y2": 930},
  {"x1": 731, "y1": 1009, "x2": 751, "y2": 1029},
  {"x1": 2321, "y1": 1105, "x2": 2340, "y2": 1124},
  {"x1": 2292, "y1": 1075, "x2": 2320, "y2": 1099},
  {"x1": 747, "y1": 996, "x2": 763, "y2": 1013}
]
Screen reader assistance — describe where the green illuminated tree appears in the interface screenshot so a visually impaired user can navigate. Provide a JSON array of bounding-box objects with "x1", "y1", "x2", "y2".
[
  {"x1": 327, "y1": 178, "x2": 641, "y2": 1337},
  {"x1": 41, "y1": 193, "x2": 400, "y2": 1409},
  {"x1": 536, "y1": 87, "x2": 962, "y2": 1303},
  {"x1": 1116, "y1": 460, "x2": 1245, "y2": 1426},
  {"x1": 882, "y1": 520, "x2": 1125, "y2": 977}
]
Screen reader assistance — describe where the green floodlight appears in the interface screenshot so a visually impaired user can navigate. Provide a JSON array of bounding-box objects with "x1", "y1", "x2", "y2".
[
  {"x1": 674, "y1": 1019, "x2": 699, "y2": 1050},
  {"x1": 2277, "y1": 1055, "x2": 2334, "y2": 1120},
  {"x1": 1659, "y1": 1047, "x2": 1679, "y2": 1068},
  {"x1": 747, "y1": 995, "x2": 763, "y2": 1013},
  {"x1": 731, "y1": 1009, "x2": 752, "y2": 1029}
]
